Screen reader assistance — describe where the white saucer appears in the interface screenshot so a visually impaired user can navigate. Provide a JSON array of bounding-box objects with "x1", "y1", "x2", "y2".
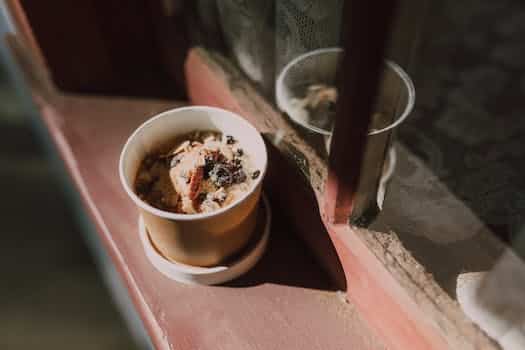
[{"x1": 139, "y1": 195, "x2": 271, "y2": 285}]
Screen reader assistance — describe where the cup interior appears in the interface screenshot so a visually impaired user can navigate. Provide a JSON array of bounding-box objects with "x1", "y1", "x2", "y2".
[
  {"x1": 275, "y1": 47, "x2": 415, "y2": 136},
  {"x1": 119, "y1": 106, "x2": 268, "y2": 219}
]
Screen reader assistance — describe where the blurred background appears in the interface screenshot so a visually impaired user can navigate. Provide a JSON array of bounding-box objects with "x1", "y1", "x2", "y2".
[
  {"x1": 0, "y1": 29, "x2": 141, "y2": 350},
  {"x1": 0, "y1": 63, "x2": 141, "y2": 350}
]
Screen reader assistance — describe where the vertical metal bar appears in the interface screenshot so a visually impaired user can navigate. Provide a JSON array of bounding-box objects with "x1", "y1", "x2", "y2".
[{"x1": 324, "y1": 0, "x2": 399, "y2": 224}]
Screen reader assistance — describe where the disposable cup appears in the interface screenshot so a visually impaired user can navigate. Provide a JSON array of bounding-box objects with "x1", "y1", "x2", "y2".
[
  {"x1": 276, "y1": 47, "x2": 415, "y2": 223},
  {"x1": 119, "y1": 106, "x2": 268, "y2": 266}
]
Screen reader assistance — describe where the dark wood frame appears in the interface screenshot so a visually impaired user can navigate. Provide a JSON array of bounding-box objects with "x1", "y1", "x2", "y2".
[{"x1": 325, "y1": 0, "x2": 398, "y2": 224}]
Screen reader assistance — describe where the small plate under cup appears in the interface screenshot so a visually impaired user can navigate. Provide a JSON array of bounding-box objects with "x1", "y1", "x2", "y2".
[{"x1": 139, "y1": 195, "x2": 271, "y2": 285}]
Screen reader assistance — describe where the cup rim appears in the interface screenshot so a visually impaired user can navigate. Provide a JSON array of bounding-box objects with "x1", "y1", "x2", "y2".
[
  {"x1": 119, "y1": 106, "x2": 268, "y2": 221},
  {"x1": 275, "y1": 47, "x2": 416, "y2": 136}
]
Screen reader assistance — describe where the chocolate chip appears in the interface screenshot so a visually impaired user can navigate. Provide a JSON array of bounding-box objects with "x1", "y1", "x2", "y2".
[
  {"x1": 232, "y1": 169, "x2": 247, "y2": 184},
  {"x1": 197, "y1": 192, "x2": 207, "y2": 203},
  {"x1": 226, "y1": 135, "x2": 235, "y2": 144},
  {"x1": 210, "y1": 164, "x2": 233, "y2": 187},
  {"x1": 251, "y1": 170, "x2": 261, "y2": 180},
  {"x1": 236, "y1": 148, "x2": 244, "y2": 156},
  {"x1": 203, "y1": 154, "x2": 216, "y2": 179}
]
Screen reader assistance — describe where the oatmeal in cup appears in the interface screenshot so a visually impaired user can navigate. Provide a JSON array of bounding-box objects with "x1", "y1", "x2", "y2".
[{"x1": 119, "y1": 107, "x2": 267, "y2": 267}]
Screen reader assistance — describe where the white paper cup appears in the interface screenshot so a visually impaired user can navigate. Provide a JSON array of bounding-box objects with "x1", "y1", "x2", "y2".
[{"x1": 119, "y1": 106, "x2": 268, "y2": 267}]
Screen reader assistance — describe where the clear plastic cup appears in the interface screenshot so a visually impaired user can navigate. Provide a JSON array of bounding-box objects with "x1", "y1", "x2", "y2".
[{"x1": 276, "y1": 47, "x2": 415, "y2": 224}]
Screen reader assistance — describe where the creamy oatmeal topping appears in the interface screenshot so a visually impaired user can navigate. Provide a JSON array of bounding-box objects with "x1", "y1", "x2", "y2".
[{"x1": 134, "y1": 132, "x2": 259, "y2": 214}]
